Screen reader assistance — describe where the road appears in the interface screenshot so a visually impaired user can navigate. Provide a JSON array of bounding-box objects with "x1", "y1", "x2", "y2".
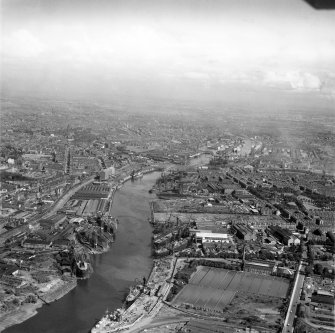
[{"x1": 282, "y1": 261, "x2": 305, "y2": 333}]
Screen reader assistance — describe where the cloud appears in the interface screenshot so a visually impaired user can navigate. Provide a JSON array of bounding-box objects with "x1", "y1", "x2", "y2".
[
  {"x1": 319, "y1": 74, "x2": 335, "y2": 99},
  {"x1": 263, "y1": 71, "x2": 322, "y2": 91},
  {"x1": 181, "y1": 72, "x2": 211, "y2": 80},
  {"x1": 217, "y1": 69, "x2": 323, "y2": 91},
  {"x1": 2, "y1": 29, "x2": 45, "y2": 58}
]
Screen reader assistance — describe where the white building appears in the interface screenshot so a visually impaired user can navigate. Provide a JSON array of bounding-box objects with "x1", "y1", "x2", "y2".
[
  {"x1": 100, "y1": 166, "x2": 115, "y2": 181},
  {"x1": 195, "y1": 232, "x2": 230, "y2": 244}
]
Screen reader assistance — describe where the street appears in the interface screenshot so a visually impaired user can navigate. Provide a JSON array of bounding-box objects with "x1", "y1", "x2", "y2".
[{"x1": 282, "y1": 261, "x2": 305, "y2": 333}]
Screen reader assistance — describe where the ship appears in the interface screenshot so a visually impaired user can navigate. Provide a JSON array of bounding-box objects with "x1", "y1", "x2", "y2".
[
  {"x1": 75, "y1": 252, "x2": 90, "y2": 278},
  {"x1": 131, "y1": 171, "x2": 143, "y2": 180},
  {"x1": 135, "y1": 172, "x2": 143, "y2": 179},
  {"x1": 75, "y1": 259, "x2": 89, "y2": 278},
  {"x1": 125, "y1": 284, "x2": 142, "y2": 305},
  {"x1": 91, "y1": 308, "x2": 125, "y2": 332}
]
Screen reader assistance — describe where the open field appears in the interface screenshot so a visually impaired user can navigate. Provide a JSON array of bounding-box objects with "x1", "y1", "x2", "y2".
[{"x1": 173, "y1": 266, "x2": 290, "y2": 313}]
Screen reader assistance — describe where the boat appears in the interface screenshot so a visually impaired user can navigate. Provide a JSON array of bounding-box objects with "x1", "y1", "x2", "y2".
[
  {"x1": 76, "y1": 260, "x2": 89, "y2": 278},
  {"x1": 91, "y1": 308, "x2": 125, "y2": 332},
  {"x1": 125, "y1": 284, "x2": 142, "y2": 304},
  {"x1": 131, "y1": 171, "x2": 143, "y2": 180}
]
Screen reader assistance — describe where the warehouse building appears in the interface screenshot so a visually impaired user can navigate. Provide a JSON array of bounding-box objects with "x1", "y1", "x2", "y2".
[
  {"x1": 232, "y1": 223, "x2": 256, "y2": 241},
  {"x1": 244, "y1": 260, "x2": 276, "y2": 275},
  {"x1": 99, "y1": 166, "x2": 115, "y2": 181},
  {"x1": 311, "y1": 290, "x2": 335, "y2": 306},
  {"x1": 268, "y1": 225, "x2": 300, "y2": 246},
  {"x1": 195, "y1": 231, "x2": 231, "y2": 244}
]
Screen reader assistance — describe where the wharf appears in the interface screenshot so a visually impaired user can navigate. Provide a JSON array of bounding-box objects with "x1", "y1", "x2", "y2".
[
  {"x1": 37, "y1": 278, "x2": 77, "y2": 304},
  {"x1": 91, "y1": 256, "x2": 176, "y2": 332}
]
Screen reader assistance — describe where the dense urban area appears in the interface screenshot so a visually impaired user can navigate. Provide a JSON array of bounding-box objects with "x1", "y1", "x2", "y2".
[{"x1": 0, "y1": 97, "x2": 334, "y2": 333}]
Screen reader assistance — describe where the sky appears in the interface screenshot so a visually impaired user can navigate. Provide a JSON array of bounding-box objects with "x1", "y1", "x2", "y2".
[{"x1": 1, "y1": 0, "x2": 335, "y2": 104}]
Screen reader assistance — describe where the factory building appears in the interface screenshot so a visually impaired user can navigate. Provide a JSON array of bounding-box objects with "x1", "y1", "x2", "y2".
[
  {"x1": 232, "y1": 223, "x2": 256, "y2": 241},
  {"x1": 311, "y1": 290, "x2": 335, "y2": 305},
  {"x1": 195, "y1": 231, "x2": 230, "y2": 244},
  {"x1": 99, "y1": 166, "x2": 115, "y2": 181},
  {"x1": 268, "y1": 226, "x2": 300, "y2": 246},
  {"x1": 244, "y1": 260, "x2": 276, "y2": 275}
]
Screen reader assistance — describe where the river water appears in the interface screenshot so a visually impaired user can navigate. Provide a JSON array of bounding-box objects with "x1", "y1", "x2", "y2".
[{"x1": 5, "y1": 172, "x2": 160, "y2": 333}]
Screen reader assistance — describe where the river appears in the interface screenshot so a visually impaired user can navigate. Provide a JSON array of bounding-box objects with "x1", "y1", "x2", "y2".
[{"x1": 5, "y1": 172, "x2": 160, "y2": 333}]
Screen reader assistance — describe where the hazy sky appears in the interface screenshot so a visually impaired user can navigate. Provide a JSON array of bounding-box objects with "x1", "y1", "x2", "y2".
[{"x1": 1, "y1": 0, "x2": 335, "y2": 102}]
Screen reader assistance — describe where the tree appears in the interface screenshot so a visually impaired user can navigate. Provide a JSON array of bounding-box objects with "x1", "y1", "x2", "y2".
[
  {"x1": 287, "y1": 253, "x2": 294, "y2": 261},
  {"x1": 320, "y1": 253, "x2": 332, "y2": 261},
  {"x1": 12, "y1": 298, "x2": 20, "y2": 306},
  {"x1": 313, "y1": 263, "x2": 323, "y2": 275},
  {"x1": 322, "y1": 267, "x2": 329, "y2": 277},
  {"x1": 25, "y1": 294, "x2": 37, "y2": 304},
  {"x1": 305, "y1": 265, "x2": 313, "y2": 276},
  {"x1": 307, "y1": 245, "x2": 314, "y2": 265}
]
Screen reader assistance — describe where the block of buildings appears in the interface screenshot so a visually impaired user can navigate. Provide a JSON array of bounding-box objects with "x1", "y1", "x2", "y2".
[
  {"x1": 99, "y1": 166, "x2": 115, "y2": 181},
  {"x1": 244, "y1": 260, "x2": 276, "y2": 275},
  {"x1": 232, "y1": 223, "x2": 256, "y2": 241},
  {"x1": 195, "y1": 231, "x2": 230, "y2": 244},
  {"x1": 268, "y1": 225, "x2": 300, "y2": 246}
]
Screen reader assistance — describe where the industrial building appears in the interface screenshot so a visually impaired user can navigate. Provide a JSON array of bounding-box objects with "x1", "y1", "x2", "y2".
[
  {"x1": 22, "y1": 239, "x2": 52, "y2": 250},
  {"x1": 268, "y1": 226, "x2": 300, "y2": 246},
  {"x1": 232, "y1": 223, "x2": 256, "y2": 241},
  {"x1": 311, "y1": 290, "x2": 335, "y2": 306},
  {"x1": 244, "y1": 260, "x2": 276, "y2": 275},
  {"x1": 99, "y1": 166, "x2": 115, "y2": 181},
  {"x1": 195, "y1": 231, "x2": 230, "y2": 244}
]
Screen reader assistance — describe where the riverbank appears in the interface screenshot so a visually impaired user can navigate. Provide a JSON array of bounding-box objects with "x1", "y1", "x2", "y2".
[
  {"x1": 0, "y1": 302, "x2": 44, "y2": 332},
  {"x1": 5, "y1": 171, "x2": 159, "y2": 333},
  {"x1": 91, "y1": 256, "x2": 176, "y2": 332},
  {"x1": 2, "y1": 170, "x2": 150, "y2": 332},
  {"x1": 0, "y1": 278, "x2": 77, "y2": 332},
  {"x1": 38, "y1": 277, "x2": 77, "y2": 304}
]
